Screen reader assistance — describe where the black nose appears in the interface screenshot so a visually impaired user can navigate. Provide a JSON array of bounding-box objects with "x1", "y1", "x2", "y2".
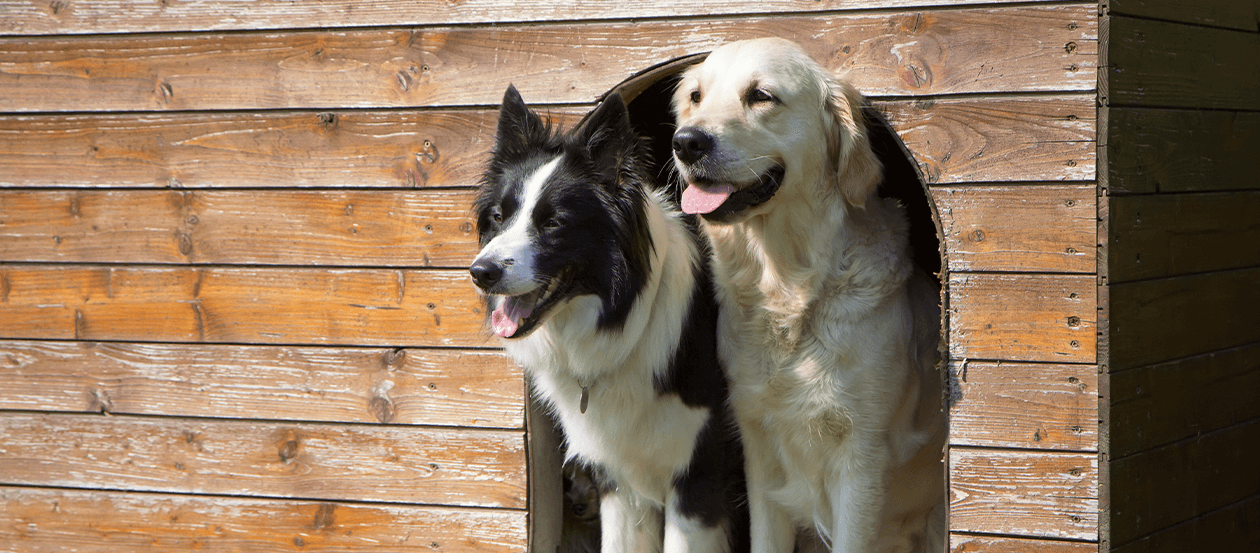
[
  {"x1": 469, "y1": 260, "x2": 503, "y2": 290},
  {"x1": 672, "y1": 127, "x2": 713, "y2": 164}
]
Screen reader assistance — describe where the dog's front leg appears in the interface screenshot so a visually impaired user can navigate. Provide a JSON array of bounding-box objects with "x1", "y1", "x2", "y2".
[
  {"x1": 743, "y1": 423, "x2": 795, "y2": 553},
  {"x1": 601, "y1": 488, "x2": 664, "y2": 553},
  {"x1": 827, "y1": 440, "x2": 890, "y2": 553},
  {"x1": 663, "y1": 488, "x2": 731, "y2": 553}
]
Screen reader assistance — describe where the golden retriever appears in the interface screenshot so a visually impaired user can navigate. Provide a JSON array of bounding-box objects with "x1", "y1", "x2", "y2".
[{"x1": 671, "y1": 37, "x2": 946, "y2": 553}]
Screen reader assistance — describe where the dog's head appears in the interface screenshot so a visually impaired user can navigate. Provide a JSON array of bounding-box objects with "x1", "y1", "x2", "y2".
[
  {"x1": 470, "y1": 86, "x2": 654, "y2": 339},
  {"x1": 671, "y1": 37, "x2": 881, "y2": 223}
]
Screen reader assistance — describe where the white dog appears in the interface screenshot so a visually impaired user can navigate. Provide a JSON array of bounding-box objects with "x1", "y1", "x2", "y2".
[{"x1": 671, "y1": 37, "x2": 946, "y2": 553}]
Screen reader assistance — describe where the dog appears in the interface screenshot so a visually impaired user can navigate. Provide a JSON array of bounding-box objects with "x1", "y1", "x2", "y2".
[
  {"x1": 670, "y1": 38, "x2": 946, "y2": 553},
  {"x1": 470, "y1": 85, "x2": 748, "y2": 553}
]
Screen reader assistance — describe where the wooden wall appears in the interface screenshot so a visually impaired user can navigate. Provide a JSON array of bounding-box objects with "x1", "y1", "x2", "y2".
[
  {"x1": 1099, "y1": 1, "x2": 1260, "y2": 552},
  {"x1": 1, "y1": 1, "x2": 1100, "y2": 551}
]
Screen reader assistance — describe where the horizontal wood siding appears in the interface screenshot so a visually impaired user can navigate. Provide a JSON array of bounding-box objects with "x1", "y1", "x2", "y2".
[{"x1": 0, "y1": 2, "x2": 1102, "y2": 550}]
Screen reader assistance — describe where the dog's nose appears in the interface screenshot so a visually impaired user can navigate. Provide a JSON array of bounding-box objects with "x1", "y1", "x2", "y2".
[
  {"x1": 672, "y1": 127, "x2": 713, "y2": 164},
  {"x1": 469, "y1": 259, "x2": 503, "y2": 290}
]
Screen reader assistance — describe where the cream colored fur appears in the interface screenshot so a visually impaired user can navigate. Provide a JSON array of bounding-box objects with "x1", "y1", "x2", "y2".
[{"x1": 672, "y1": 37, "x2": 946, "y2": 553}]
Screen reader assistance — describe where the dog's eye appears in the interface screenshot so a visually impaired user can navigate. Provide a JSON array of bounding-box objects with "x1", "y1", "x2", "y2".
[
  {"x1": 490, "y1": 208, "x2": 503, "y2": 224},
  {"x1": 689, "y1": 90, "x2": 702, "y2": 104},
  {"x1": 747, "y1": 88, "x2": 777, "y2": 105},
  {"x1": 543, "y1": 218, "x2": 562, "y2": 230}
]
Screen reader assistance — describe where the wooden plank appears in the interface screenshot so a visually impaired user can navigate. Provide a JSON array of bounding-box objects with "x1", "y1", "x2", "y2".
[
  {"x1": 1103, "y1": 16, "x2": 1260, "y2": 110},
  {"x1": 1104, "y1": 108, "x2": 1260, "y2": 195},
  {"x1": 0, "y1": 6, "x2": 1097, "y2": 112},
  {"x1": 1109, "y1": 419, "x2": 1260, "y2": 547},
  {"x1": 948, "y1": 361, "x2": 1097, "y2": 451},
  {"x1": 948, "y1": 273, "x2": 1097, "y2": 364},
  {"x1": 0, "y1": 341, "x2": 524, "y2": 429},
  {"x1": 950, "y1": 448, "x2": 1098, "y2": 540},
  {"x1": 880, "y1": 96, "x2": 1096, "y2": 184},
  {"x1": 1111, "y1": 495, "x2": 1260, "y2": 553},
  {"x1": 1108, "y1": 0, "x2": 1260, "y2": 32},
  {"x1": 0, "y1": 0, "x2": 1065, "y2": 35},
  {"x1": 1108, "y1": 267, "x2": 1260, "y2": 371},
  {"x1": 0, "y1": 189, "x2": 480, "y2": 267},
  {"x1": 951, "y1": 534, "x2": 1097, "y2": 553},
  {"x1": 1109, "y1": 343, "x2": 1260, "y2": 459},
  {"x1": 0, "y1": 265, "x2": 489, "y2": 347},
  {"x1": 0, "y1": 487, "x2": 527, "y2": 553},
  {"x1": 1109, "y1": 191, "x2": 1260, "y2": 283},
  {"x1": 0, "y1": 97, "x2": 1094, "y2": 189},
  {"x1": 0, "y1": 413, "x2": 527, "y2": 508},
  {"x1": 931, "y1": 185, "x2": 1096, "y2": 273}
]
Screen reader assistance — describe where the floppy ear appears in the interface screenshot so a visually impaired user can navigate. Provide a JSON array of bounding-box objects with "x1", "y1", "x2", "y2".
[
  {"x1": 825, "y1": 80, "x2": 882, "y2": 209},
  {"x1": 494, "y1": 84, "x2": 550, "y2": 160},
  {"x1": 577, "y1": 93, "x2": 636, "y2": 184}
]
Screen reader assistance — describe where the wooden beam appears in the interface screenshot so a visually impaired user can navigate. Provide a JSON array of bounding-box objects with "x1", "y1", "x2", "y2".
[
  {"x1": 0, "y1": 413, "x2": 527, "y2": 508},
  {"x1": 950, "y1": 448, "x2": 1098, "y2": 540},
  {"x1": 0, "y1": 340, "x2": 524, "y2": 429},
  {"x1": 949, "y1": 273, "x2": 1097, "y2": 364},
  {"x1": 0, "y1": 6, "x2": 1096, "y2": 112},
  {"x1": 948, "y1": 361, "x2": 1098, "y2": 451},
  {"x1": 0, "y1": 487, "x2": 527, "y2": 553},
  {"x1": 931, "y1": 184, "x2": 1096, "y2": 274}
]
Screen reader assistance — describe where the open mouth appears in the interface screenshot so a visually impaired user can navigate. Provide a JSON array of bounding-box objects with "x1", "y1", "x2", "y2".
[
  {"x1": 489, "y1": 275, "x2": 563, "y2": 339},
  {"x1": 680, "y1": 165, "x2": 786, "y2": 222}
]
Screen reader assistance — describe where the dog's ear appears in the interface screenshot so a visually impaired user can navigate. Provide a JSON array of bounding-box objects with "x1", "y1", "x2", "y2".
[
  {"x1": 825, "y1": 80, "x2": 882, "y2": 209},
  {"x1": 578, "y1": 93, "x2": 636, "y2": 184},
  {"x1": 494, "y1": 84, "x2": 550, "y2": 159}
]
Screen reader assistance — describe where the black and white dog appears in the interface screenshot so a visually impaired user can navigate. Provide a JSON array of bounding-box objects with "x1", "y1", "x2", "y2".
[{"x1": 470, "y1": 85, "x2": 747, "y2": 553}]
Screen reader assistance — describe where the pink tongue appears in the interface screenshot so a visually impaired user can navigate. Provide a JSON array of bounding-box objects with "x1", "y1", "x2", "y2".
[
  {"x1": 681, "y1": 183, "x2": 733, "y2": 214},
  {"x1": 491, "y1": 297, "x2": 533, "y2": 338}
]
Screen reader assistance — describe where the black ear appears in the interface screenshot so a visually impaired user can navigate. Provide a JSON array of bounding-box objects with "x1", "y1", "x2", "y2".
[
  {"x1": 578, "y1": 93, "x2": 636, "y2": 183},
  {"x1": 495, "y1": 85, "x2": 549, "y2": 159}
]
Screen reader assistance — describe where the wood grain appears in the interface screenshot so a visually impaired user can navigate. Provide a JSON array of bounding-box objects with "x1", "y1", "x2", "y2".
[
  {"x1": 1109, "y1": 419, "x2": 1260, "y2": 546},
  {"x1": 0, "y1": 413, "x2": 527, "y2": 508},
  {"x1": 950, "y1": 448, "x2": 1098, "y2": 540},
  {"x1": 0, "y1": 97, "x2": 1095, "y2": 190},
  {"x1": 0, "y1": 6, "x2": 1096, "y2": 112},
  {"x1": 948, "y1": 273, "x2": 1097, "y2": 364},
  {"x1": 1103, "y1": 108, "x2": 1260, "y2": 195},
  {"x1": 0, "y1": 487, "x2": 527, "y2": 553},
  {"x1": 0, "y1": 340, "x2": 524, "y2": 429},
  {"x1": 1108, "y1": 267, "x2": 1260, "y2": 371},
  {"x1": 1109, "y1": 0, "x2": 1260, "y2": 32},
  {"x1": 1108, "y1": 191, "x2": 1260, "y2": 283},
  {"x1": 951, "y1": 534, "x2": 1097, "y2": 553},
  {"x1": 0, "y1": 265, "x2": 491, "y2": 347},
  {"x1": 880, "y1": 96, "x2": 1096, "y2": 184},
  {"x1": 1102, "y1": 16, "x2": 1260, "y2": 110},
  {"x1": 0, "y1": 0, "x2": 1064, "y2": 35},
  {"x1": 0, "y1": 189, "x2": 481, "y2": 267},
  {"x1": 948, "y1": 361, "x2": 1097, "y2": 451},
  {"x1": 1110, "y1": 495, "x2": 1260, "y2": 553},
  {"x1": 931, "y1": 185, "x2": 1096, "y2": 273}
]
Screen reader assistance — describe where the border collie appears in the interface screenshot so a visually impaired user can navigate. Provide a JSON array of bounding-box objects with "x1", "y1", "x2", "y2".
[{"x1": 470, "y1": 85, "x2": 748, "y2": 553}]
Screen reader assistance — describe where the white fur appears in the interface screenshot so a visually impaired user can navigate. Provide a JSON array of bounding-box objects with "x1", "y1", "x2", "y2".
[
  {"x1": 673, "y1": 38, "x2": 946, "y2": 553},
  {"x1": 476, "y1": 156, "x2": 562, "y2": 296},
  {"x1": 500, "y1": 185, "x2": 728, "y2": 553}
]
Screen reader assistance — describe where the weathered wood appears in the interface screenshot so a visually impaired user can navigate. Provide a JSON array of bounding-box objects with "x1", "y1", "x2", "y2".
[
  {"x1": 0, "y1": 189, "x2": 481, "y2": 267},
  {"x1": 948, "y1": 273, "x2": 1097, "y2": 364},
  {"x1": 1108, "y1": 191, "x2": 1260, "y2": 283},
  {"x1": 1108, "y1": 267, "x2": 1260, "y2": 371},
  {"x1": 1108, "y1": 0, "x2": 1260, "y2": 32},
  {"x1": 0, "y1": 413, "x2": 527, "y2": 508},
  {"x1": 951, "y1": 534, "x2": 1097, "y2": 553},
  {"x1": 0, "y1": 487, "x2": 527, "y2": 553},
  {"x1": 950, "y1": 448, "x2": 1098, "y2": 540},
  {"x1": 948, "y1": 361, "x2": 1097, "y2": 451},
  {"x1": 880, "y1": 96, "x2": 1096, "y2": 184},
  {"x1": 1110, "y1": 495, "x2": 1260, "y2": 553},
  {"x1": 0, "y1": 265, "x2": 490, "y2": 347},
  {"x1": 0, "y1": 97, "x2": 1094, "y2": 190},
  {"x1": 0, "y1": 6, "x2": 1096, "y2": 112},
  {"x1": 1102, "y1": 16, "x2": 1260, "y2": 110},
  {"x1": 1109, "y1": 342, "x2": 1260, "y2": 459},
  {"x1": 1109, "y1": 419, "x2": 1260, "y2": 547},
  {"x1": 0, "y1": 0, "x2": 1067, "y2": 35},
  {"x1": 0, "y1": 340, "x2": 524, "y2": 429},
  {"x1": 931, "y1": 185, "x2": 1096, "y2": 273},
  {"x1": 1104, "y1": 108, "x2": 1260, "y2": 195}
]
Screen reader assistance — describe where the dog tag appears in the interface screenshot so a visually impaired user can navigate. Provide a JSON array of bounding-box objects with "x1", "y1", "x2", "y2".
[{"x1": 579, "y1": 386, "x2": 590, "y2": 414}]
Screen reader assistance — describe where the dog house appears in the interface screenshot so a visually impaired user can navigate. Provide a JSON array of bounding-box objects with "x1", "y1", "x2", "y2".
[{"x1": 1, "y1": 1, "x2": 1255, "y2": 552}]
